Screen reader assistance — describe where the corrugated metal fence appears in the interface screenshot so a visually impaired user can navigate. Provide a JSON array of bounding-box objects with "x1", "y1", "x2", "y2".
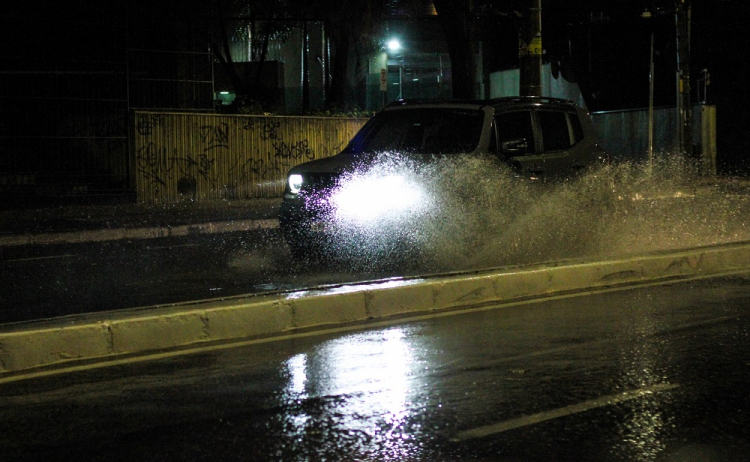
[{"x1": 133, "y1": 112, "x2": 367, "y2": 203}]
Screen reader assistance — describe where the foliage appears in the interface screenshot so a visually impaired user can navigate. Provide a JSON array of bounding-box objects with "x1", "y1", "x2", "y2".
[
  {"x1": 302, "y1": 105, "x2": 376, "y2": 118},
  {"x1": 217, "y1": 96, "x2": 267, "y2": 115}
]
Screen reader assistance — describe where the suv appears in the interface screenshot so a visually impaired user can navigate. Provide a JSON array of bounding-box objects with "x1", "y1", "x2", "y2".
[{"x1": 279, "y1": 97, "x2": 607, "y2": 259}]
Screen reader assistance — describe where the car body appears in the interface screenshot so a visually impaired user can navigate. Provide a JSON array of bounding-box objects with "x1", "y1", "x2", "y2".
[{"x1": 279, "y1": 96, "x2": 607, "y2": 260}]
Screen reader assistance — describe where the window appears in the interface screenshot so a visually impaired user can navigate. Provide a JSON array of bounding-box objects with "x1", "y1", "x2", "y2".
[
  {"x1": 495, "y1": 111, "x2": 535, "y2": 154},
  {"x1": 348, "y1": 108, "x2": 484, "y2": 154},
  {"x1": 537, "y1": 111, "x2": 571, "y2": 152}
]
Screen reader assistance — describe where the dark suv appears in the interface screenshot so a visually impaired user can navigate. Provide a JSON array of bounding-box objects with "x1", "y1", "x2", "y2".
[{"x1": 279, "y1": 97, "x2": 607, "y2": 259}]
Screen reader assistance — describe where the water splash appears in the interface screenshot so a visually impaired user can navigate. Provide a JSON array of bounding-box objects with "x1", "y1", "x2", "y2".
[{"x1": 320, "y1": 153, "x2": 750, "y2": 272}]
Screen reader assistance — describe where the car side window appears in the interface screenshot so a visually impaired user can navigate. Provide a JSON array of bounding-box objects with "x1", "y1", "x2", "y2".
[
  {"x1": 569, "y1": 112, "x2": 584, "y2": 143},
  {"x1": 537, "y1": 110, "x2": 571, "y2": 152},
  {"x1": 495, "y1": 111, "x2": 535, "y2": 154}
]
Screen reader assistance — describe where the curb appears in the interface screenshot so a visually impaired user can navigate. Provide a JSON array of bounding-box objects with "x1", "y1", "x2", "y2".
[
  {"x1": 2, "y1": 242, "x2": 750, "y2": 376},
  {"x1": 0, "y1": 218, "x2": 279, "y2": 247}
]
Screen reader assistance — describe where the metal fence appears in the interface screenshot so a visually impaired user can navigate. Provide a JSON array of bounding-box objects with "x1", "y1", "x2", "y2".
[
  {"x1": 133, "y1": 112, "x2": 367, "y2": 203},
  {"x1": 590, "y1": 104, "x2": 717, "y2": 174},
  {"x1": 0, "y1": 3, "x2": 213, "y2": 203}
]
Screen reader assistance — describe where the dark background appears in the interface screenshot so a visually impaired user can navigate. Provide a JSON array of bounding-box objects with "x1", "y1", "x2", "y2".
[{"x1": 1, "y1": 0, "x2": 748, "y2": 207}]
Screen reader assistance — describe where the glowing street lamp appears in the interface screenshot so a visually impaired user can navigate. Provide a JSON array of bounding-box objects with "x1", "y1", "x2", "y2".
[{"x1": 387, "y1": 38, "x2": 401, "y2": 52}]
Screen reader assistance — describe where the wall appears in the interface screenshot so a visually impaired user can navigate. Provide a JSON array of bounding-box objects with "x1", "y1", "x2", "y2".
[
  {"x1": 132, "y1": 112, "x2": 367, "y2": 203},
  {"x1": 590, "y1": 107, "x2": 679, "y2": 162},
  {"x1": 489, "y1": 64, "x2": 588, "y2": 109}
]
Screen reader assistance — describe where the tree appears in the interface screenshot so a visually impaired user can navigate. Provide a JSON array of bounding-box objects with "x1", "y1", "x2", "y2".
[
  {"x1": 210, "y1": 0, "x2": 298, "y2": 110},
  {"x1": 431, "y1": 0, "x2": 479, "y2": 99},
  {"x1": 209, "y1": 0, "x2": 384, "y2": 111},
  {"x1": 432, "y1": 0, "x2": 525, "y2": 99},
  {"x1": 316, "y1": 0, "x2": 384, "y2": 108}
]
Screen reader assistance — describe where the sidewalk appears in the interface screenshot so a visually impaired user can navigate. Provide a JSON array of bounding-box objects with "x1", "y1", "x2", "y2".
[{"x1": 0, "y1": 198, "x2": 281, "y2": 247}]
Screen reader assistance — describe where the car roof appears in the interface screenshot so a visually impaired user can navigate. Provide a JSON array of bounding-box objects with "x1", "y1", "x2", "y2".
[{"x1": 385, "y1": 96, "x2": 578, "y2": 111}]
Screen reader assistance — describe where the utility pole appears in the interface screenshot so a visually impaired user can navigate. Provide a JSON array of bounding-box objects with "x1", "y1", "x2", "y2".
[
  {"x1": 519, "y1": 0, "x2": 542, "y2": 96},
  {"x1": 675, "y1": 0, "x2": 692, "y2": 156}
]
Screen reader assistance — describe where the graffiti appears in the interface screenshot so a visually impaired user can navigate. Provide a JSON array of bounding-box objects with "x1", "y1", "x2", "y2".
[
  {"x1": 269, "y1": 157, "x2": 293, "y2": 175},
  {"x1": 133, "y1": 112, "x2": 364, "y2": 202},
  {"x1": 232, "y1": 158, "x2": 268, "y2": 179},
  {"x1": 136, "y1": 142, "x2": 167, "y2": 186},
  {"x1": 261, "y1": 121, "x2": 281, "y2": 140},
  {"x1": 136, "y1": 142, "x2": 217, "y2": 187},
  {"x1": 272, "y1": 139, "x2": 314, "y2": 162},
  {"x1": 199, "y1": 123, "x2": 229, "y2": 151},
  {"x1": 168, "y1": 153, "x2": 217, "y2": 184},
  {"x1": 241, "y1": 118, "x2": 255, "y2": 131},
  {"x1": 136, "y1": 114, "x2": 164, "y2": 136}
]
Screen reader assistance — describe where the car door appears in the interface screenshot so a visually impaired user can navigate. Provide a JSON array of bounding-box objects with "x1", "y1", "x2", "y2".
[{"x1": 494, "y1": 110, "x2": 545, "y2": 179}]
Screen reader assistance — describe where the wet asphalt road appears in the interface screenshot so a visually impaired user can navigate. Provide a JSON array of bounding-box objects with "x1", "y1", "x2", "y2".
[
  {"x1": 3, "y1": 186, "x2": 750, "y2": 325},
  {"x1": 0, "y1": 230, "x2": 405, "y2": 324},
  {"x1": 2, "y1": 274, "x2": 750, "y2": 461}
]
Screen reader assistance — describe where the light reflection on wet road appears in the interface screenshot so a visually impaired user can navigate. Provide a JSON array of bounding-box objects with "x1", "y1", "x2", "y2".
[{"x1": 2, "y1": 275, "x2": 750, "y2": 461}]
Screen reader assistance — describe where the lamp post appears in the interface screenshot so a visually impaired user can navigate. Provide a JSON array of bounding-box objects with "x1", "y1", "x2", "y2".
[
  {"x1": 387, "y1": 38, "x2": 403, "y2": 101},
  {"x1": 642, "y1": 10, "x2": 655, "y2": 169},
  {"x1": 675, "y1": 0, "x2": 692, "y2": 157}
]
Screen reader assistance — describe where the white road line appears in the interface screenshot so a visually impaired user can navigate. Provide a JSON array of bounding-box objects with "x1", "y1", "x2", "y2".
[
  {"x1": 147, "y1": 244, "x2": 203, "y2": 250},
  {"x1": 452, "y1": 383, "x2": 680, "y2": 442},
  {"x1": 5, "y1": 254, "x2": 76, "y2": 263}
]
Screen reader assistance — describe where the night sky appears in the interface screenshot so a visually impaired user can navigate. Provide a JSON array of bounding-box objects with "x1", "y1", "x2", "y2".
[{"x1": 543, "y1": 0, "x2": 750, "y2": 173}]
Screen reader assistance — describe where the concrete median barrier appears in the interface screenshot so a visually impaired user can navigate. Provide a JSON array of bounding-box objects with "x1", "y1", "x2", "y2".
[{"x1": 2, "y1": 242, "x2": 750, "y2": 376}]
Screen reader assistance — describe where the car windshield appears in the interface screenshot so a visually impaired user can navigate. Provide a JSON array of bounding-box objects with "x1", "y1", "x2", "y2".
[{"x1": 346, "y1": 108, "x2": 484, "y2": 154}]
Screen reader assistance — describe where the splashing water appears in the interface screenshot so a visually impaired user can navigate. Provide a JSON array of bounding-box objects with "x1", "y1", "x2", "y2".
[{"x1": 320, "y1": 152, "x2": 750, "y2": 272}]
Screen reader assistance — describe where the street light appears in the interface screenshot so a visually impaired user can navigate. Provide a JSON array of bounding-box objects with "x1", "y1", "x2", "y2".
[{"x1": 387, "y1": 38, "x2": 401, "y2": 52}]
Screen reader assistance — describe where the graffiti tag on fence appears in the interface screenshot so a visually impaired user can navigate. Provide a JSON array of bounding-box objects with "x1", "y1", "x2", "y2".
[
  {"x1": 169, "y1": 153, "x2": 217, "y2": 184},
  {"x1": 273, "y1": 139, "x2": 313, "y2": 162},
  {"x1": 136, "y1": 114, "x2": 164, "y2": 136},
  {"x1": 198, "y1": 123, "x2": 229, "y2": 151},
  {"x1": 136, "y1": 142, "x2": 167, "y2": 186},
  {"x1": 232, "y1": 158, "x2": 268, "y2": 179},
  {"x1": 261, "y1": 121, "x2": 281, "y2": 140}
]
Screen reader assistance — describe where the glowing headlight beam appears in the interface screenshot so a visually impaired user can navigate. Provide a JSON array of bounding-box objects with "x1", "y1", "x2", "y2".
[
  {"x1": 332, "y1": 174, "x2": 427, "y2": 223},
  {"x1": 288, "y1": 174, "x2": 303, "y2": 194}
]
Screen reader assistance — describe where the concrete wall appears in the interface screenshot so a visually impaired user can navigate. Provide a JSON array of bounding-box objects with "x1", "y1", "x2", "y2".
[
  {"x1": 132, "y1": 112, "x2": 366, "y2": 203},
  {"x1": 489, "y1": 64, "x2": 588, "y2": 109}
]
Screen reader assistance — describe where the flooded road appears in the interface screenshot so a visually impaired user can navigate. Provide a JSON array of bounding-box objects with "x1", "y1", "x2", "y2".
[
  {"x1": 2, "y1": 275, "x2": 750, "y2": 461},
  {"x1": 2, "y1": 159, "x2": 750, "y2": 324}
]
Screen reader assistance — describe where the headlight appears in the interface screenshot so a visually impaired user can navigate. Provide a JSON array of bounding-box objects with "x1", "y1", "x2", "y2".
[
  {"x1": 288, "y1": 174, "x2": 303, "y2": 194},
  {"x1": 332, "y1": 174, "x2": 427, "y2": 223}
]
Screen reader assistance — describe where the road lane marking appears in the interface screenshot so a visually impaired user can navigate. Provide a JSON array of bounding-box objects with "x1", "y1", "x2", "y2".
[
  {"x1": 146, "y1": 244, "x2": 203, "y2": 250},
  {"x1": 452, "y1": 383, "x2": 679, "y2": 442},
  {"x1": 4, "y1": 254, "x2": 76, "y2": 263}
]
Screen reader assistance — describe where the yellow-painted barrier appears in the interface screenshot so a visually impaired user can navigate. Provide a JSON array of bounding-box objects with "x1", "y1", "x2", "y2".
[{"x1": 132, "y1": 112, "x2": 367, "y2": 203}]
